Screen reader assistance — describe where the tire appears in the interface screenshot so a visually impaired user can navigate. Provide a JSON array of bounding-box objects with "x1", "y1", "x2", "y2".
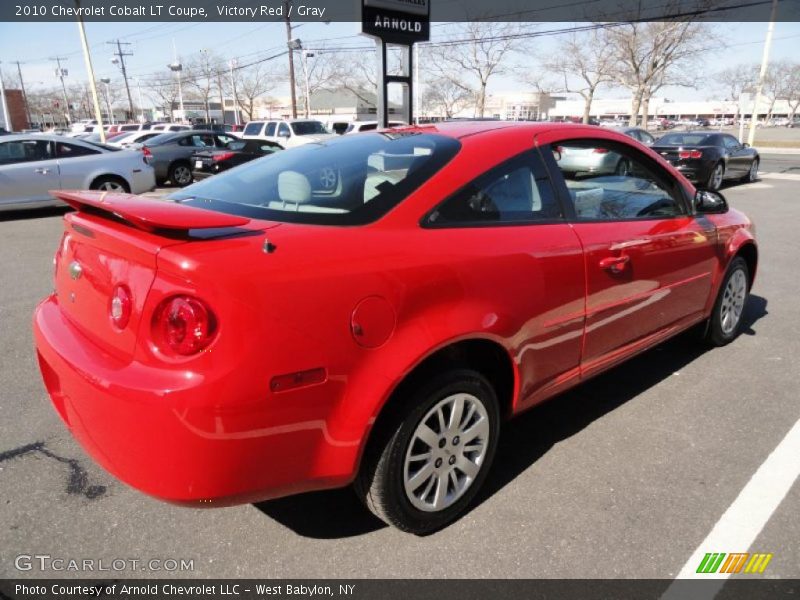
[
  {"x1": 706, "y1": 162, "x2": 724, "y2": 191},
  {"x1": 169, "y1": 162, "x2": 193, "y2": 187},
  {"x1": 615, "y1": 158, "x2": 631, "y2": 176},
  {"x1": 90, "y1": 176, "x2": 129, "y2": 193},
  {"x1": 705, "y1": 257, "x2": 750, "y2": 346},
  {"x1": 355, "y1": 369, "x2": 500, "y2": 535},
  {"x1": 742, "y1": 158, "x2": 759, "y2": 183}
]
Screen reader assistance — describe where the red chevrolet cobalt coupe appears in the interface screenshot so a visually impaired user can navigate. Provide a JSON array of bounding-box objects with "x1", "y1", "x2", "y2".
[{"x1": 34, "y1": 122, "x2": 757, "y2": 534}]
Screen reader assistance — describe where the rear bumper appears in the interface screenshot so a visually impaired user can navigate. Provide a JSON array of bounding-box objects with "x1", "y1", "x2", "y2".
[{"x1": 33, "y1": 295, "x2": 350, "y2": 505}]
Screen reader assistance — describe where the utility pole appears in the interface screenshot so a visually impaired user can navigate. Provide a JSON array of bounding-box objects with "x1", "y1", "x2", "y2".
[
  {"x1": 748, "y1": 0, "x2": 779, "y2": 147},
  {"x1": 51, "y1": 56, "x2": 72, "y2": 124},
  {"x1": 14, "y1": 61, "x2": 31, "y2": 128},
  {"x1": 301, "y1": 49, "x2": 312, "y2": 118},
  {"x1": 217, "y1": 71, "x2": 225, "y2": 125},
  {"x1": 76, "y1": 5, "x2": 106, "y2": 142},
  {"x1": 229, "y1": 59, "x2": 240, "y2": 125},
  {"x1": 109, "y1": 40, "x2": 134, "y2": 121},
  {"x1": 284, "y1": 0, "x2": 298, "y2": 118}
]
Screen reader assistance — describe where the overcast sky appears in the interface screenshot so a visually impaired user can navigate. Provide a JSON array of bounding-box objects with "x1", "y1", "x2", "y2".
[{"x1": 2, "y1": 20, "x2": 800, "y2": 104}]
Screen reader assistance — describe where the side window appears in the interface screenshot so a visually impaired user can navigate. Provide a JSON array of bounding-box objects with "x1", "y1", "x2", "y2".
[
  {"x1": 427, "y1": 152, "x2": 562, "y2": 225},
  {"x1": 56, "y1": 142, "x2": 100, "y2": 158},
  {"x1": 264, "y1": 122, "x2": 277, "y2": 137},
  {"x1": 243, "y1": 122, "x2": 263, "y2": 136},
  {"x1": 639, "y1": 131, "x2": 655, "y2": 145},
  {"x1": 0, "y1": 140, "x2": 52, "y2": 165},
  {"x1": 553, "y1": 140, "x2": 686, "y2": 220},
  {"x1": 178, "y1": 137, "x2": 192, "y2": 147},
  {"x1": 278, "y1": 122, "x2": 290, "y2": 137},
  {"x1": 216, "y1": 135, "x2": 236, "y2": 147},
  {"x1": 723, "y1": 136, "x2": 741, "y2": 150}
]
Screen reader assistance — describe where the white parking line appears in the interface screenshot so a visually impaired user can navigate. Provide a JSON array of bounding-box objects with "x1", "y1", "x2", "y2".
[
  {"x1": 661, "y1": 418, "x2": 800, "y2": 598},
  {"x1": 759, "y1": 172, "x2": 800, "y2": 181}
]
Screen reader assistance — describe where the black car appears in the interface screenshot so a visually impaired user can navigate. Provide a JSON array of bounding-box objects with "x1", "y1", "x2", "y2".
[
  {"x1": 0, "y1": 127, "x2": 9, "y2": 136},
  {"x1": 191, "y1": 139, "x2": 282, "y2": 180},
  {"x1": 651, "y1": 131, "x2": 759, "y2": 191}
]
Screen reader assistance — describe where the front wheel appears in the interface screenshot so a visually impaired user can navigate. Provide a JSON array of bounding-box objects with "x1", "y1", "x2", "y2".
[
  {"x1": 742, "y1": 158, "x2": 759, "y2": 183},
  {"x1": 705, "y1": 257, "x2": 750, "y2": 346},
  {"x1": 355, "y1": 369, "x2": 500, "y2": 534}
]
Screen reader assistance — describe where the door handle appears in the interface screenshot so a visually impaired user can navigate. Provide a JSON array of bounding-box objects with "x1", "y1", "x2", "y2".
[
  {"x1": 34, "y1": 168, "x2": 50, "y2": 174},
  {"x1": 599, "y1": 255, "x2": 630, "y2": 274}
]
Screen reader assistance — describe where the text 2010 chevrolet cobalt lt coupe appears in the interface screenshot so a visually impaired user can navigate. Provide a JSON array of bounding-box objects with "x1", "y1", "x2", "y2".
[{"x1": 34, "y1": 122, "x2": 757, "y2": 534}]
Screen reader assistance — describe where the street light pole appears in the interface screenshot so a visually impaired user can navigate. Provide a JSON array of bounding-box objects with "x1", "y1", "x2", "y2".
[
  {"x1": 0, "y1": 64, "x2": 10, "y2": 131},
  {"x1": 100, "y1": 78, "x2": 113, "y2": 124},
  {"x1": 301, "y1": 50, "x2": 312, "y2": 118},
  {"x1": 748, "y1": 0, "x2": 779, "y2": 147},
  {"x1": 136, "y1": 78, "x2": 145, "y2": 122},
  {"x1": 75, "y1": 3, "x2": 105, "y2": 142},
  {"x1": 169, "y1": 40, "x2": 185, "y2": 124}
]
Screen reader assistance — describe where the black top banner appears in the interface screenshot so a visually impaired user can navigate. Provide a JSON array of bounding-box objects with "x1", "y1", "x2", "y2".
[{"x1": 1, "y1": 0, "x2": 799, "y2": 22}]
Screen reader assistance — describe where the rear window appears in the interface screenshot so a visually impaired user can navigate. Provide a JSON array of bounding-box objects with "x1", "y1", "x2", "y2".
[
  {"x1": 243, "y1": 122, "x2": 264, "y2": 136},
  {"x1": 168, "y1": 132, "x2": 460, "y2": 225},
  {"x1": 120, "y1": 124, "x2": 139, "y2": 132},
  {"x1": 144, "y1": 133, "x2": 180, "y2": 146},
  {"x1": 657, "y1": 133, "x2": 713, "y2": 146},
  {"x1": 291, "y1": 121, "x2": 329, "y2": 136}
]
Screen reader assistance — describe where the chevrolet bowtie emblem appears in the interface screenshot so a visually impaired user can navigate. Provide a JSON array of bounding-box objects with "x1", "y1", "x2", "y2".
[{"x1": 68, "y1": 261, "x2": 83, "y2": 280}]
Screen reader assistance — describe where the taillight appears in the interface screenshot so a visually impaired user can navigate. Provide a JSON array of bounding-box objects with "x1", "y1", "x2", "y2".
[
  {"x1": 213, "y1": 152, "x2": 235, "y2": 162},
  {"x1": 109, "y1": 285, "x2": 132, "y2": 330},
  {"x1": 142, "y1": 146, "x2": 152, "y2": 164},
  {"x1": 593, "y1": 147, "x2": 609, "y2": 154},
  {"x1": 153, "y1": 296, "x2": 217, "y2": 356},
  {"x1": 679, "y1": 149, "x2": 703, "y2": 159}
]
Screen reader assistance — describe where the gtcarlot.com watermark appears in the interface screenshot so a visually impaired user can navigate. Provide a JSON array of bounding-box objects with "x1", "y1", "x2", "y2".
[{"x1": 14, "y1": 554, "x2": 194, "y2": 572}]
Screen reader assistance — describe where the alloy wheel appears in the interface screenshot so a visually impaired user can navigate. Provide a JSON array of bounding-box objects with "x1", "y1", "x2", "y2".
[
  {"x1": 403, "y1": 393, "x2": 490, "y2": 512},
  {"x1": 174, "y1": 166, "x2": 192, "y2": 185},
  {"x1": 720, "y1": 268, "x2": 747, "y2": 335}
]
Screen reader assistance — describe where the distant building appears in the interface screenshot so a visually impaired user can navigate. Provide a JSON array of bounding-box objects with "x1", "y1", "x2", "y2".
[
  {"x1": 1, "y1": 89, "x2": 28, "y2": 131},
  {"x1": 444, "y1": 91, "x2": 561, "y2": 121}
]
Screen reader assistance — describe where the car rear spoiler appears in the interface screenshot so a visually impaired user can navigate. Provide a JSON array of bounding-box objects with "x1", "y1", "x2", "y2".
[{"x1": 52, "y1": 190, "x2": 250, "y2": 232}]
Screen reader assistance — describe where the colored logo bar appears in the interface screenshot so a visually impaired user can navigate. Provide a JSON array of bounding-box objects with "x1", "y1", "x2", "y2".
[{"x1": 696, "y1": 553, "x2": 773, "y2": 574}]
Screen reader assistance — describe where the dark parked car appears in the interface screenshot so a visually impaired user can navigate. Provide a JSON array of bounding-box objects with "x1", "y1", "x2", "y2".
[
  {"x1": 651, "y1": 132, "x2": 760, "y2": 191},
  {"x1": 0, "y1": 127, "x2": 10, "y2": 135},
  {"x1": 141, "y1": 130, "x2": 240, "y2": 186},
  {"x1": 191, "y1": 139, "x2": 282, "y2": 180}
]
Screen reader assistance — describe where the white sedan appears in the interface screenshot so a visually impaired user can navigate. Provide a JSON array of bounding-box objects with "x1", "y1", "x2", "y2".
[{"x1": 0, "y1": 134, "x2": 156, "y2": 210}]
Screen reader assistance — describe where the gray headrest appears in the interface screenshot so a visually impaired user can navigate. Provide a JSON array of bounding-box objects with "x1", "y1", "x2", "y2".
[{"x1": 278, "y1": 171, "x2": 311, "y2": 204}]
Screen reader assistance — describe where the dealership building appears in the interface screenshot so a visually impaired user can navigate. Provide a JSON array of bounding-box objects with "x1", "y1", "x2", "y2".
[{"x1": 547, "y1": 95, "x2": 798, "y2": 121}]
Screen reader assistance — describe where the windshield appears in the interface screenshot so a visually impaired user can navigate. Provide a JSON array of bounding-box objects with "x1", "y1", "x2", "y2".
[
  {"x1": 291, "y1": 121, "x2": 329, "y2": 136},
  {"x1": 657, "y1": 133, "x2": 713, "y2": 146},
  {"x1": 168, "y1": 132, "x2": 460, "y2": 225},
  {"x1": 144, "y1": 132, "x2": 180, "y2": 146}
]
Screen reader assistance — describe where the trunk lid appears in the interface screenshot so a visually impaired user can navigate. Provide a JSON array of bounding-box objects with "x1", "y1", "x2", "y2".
[{"x1": 51, "y1": 190, "x2": 273, "y2": 361}]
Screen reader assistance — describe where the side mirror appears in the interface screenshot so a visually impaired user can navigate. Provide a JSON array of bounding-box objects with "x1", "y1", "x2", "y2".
[
  {"x1": 742, "y1": 142, "x2": 750, "y2": 148},
  {"x1": 279, "y1": 130, "x2": 290, "y2": 138},
  {"x1": 695, "y1": 189, "x2": 729, "y2": 214}
]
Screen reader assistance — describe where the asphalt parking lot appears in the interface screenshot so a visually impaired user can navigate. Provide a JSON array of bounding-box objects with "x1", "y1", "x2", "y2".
[{"x1": 0, "y1": 155, "x2": 798, "y2": 581}]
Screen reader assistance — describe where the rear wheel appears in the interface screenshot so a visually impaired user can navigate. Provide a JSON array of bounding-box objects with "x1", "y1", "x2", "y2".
[
  {"x1": 90, "y1": 176, "x2": 129, "y2": 193},
  {"x1": 355, "y1": 369, "x2": 500, "y2": 534},
  {"x1": 615, "y1": 158, "x2": 631, "y2": 176},
  {"x1": 705, "y1": 257, "x2": 750, "y2": 346},
  {"x1": 169, "y1": 162, "x2": 193, "y2": 187},
  {"x1": 706, "y1": 162, "x2": 724, "y2": 191}
]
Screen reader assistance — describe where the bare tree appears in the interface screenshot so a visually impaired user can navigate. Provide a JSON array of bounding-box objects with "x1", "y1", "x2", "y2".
[
  {"x1": 715, "y1": 63, "x2": 759, "y2": 122},
  {"x1": 777, "y1": 61, "x2": 800, "y2": 122},
  {"x1": 539, "y1": 27, "x2": 615, "y2": 124},
  {"x1": 234, "y1": 62, "x2": 281, "y2": 121},
  {"x1": 421, "y1": 77, "x2": 472, "y2": 119},
  {"x1": 607, "y1": 21, "x2": 712, "y2": 126},
  {"x1": 186, "y1": 50, "x2": 223, "y2": 123},
  {"x1": 144, "y1": 73, "x2": 181, "y2": 121},
  {"x1": 427, "y1": 22, "x2": 532, "y2": 118}
]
